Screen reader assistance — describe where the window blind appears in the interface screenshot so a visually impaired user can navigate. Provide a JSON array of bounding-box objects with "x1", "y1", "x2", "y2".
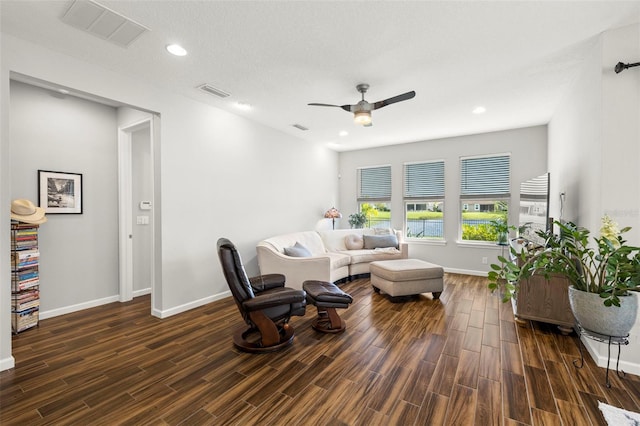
[
  {"x1": 520, "y1": 173, "x2": 549, "y2": 200},
  {"x1": 358, "y1": 165, "x2": 391, "y2": 201},
  {"x1": 460, "y1": 155, "x2": 510, "y2": 199},
  {"x1": 404, "y1": 161, "x2": 444, "y2": 199}
]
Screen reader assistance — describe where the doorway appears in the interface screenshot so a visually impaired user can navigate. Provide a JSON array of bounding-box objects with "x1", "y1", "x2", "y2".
[{"x1": 118, "y1": 118, "x2": 156, "y2": 310}]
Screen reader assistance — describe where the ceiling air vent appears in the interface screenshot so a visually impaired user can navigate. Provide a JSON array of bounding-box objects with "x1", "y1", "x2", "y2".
[
  {"x1": 61, "y1": 0, "x2": 149, "y2": 48},
  {"x1": 198, "y1": 84, "x2": 231, "y2": 98},
  {"x1": 292, "y1": 124, "x2": 309, "y2": 131}
]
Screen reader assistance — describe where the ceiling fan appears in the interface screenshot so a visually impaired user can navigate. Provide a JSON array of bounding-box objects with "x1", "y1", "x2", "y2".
[{"x1": 308, "y1": 84, "x2": 416, "y2": 127}]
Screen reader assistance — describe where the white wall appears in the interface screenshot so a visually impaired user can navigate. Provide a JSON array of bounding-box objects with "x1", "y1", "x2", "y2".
[
  {"x1": 547, "y1": 37, "x2": 602, "y2": 226},
  {"x1": 549, "y1": 23, "x2": 640, "y2": 374},
  {"x1": 0, "y1": 34, "x2": 338, "y2": 370},
  {"x1": 0, "y1": 35, "x2": 13, "y2": 371},
  {"x1": 10, "y1": 81, "x2": 120, "y2": 315},
  {"x1": 601, "y1": 24, "x2": 640, "y2": 244},
  {"x1": 339, "y1": 125, "x2": 548, "y2": 275}
]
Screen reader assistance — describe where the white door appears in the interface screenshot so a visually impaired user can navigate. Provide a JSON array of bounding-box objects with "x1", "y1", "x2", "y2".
[{"x1": 118, "y1": 119, "x2": 154, "y2": 303}]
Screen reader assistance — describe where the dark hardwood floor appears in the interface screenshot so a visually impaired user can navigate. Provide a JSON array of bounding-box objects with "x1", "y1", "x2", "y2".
[{"x1": 1, "y1": 274, "x2": 639, "y2": 425}]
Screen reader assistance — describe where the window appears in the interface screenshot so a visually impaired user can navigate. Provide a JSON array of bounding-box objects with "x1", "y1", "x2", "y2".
[
  {"x1": 404, "y1": 161, "x2": 444, "y2": 239},
  {"x1": 460, "y1": 154, "x2": 510, "y2": 242},
  {"x1": 357, "y1": 165, "x2": 391, "y2": 229}
]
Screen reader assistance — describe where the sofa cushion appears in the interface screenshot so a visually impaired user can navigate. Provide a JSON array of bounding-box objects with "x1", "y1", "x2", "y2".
[
  {"x1": 373, "y1": 227, "x2": 394, "y2": 235},
  {"x1": 346, "y1": 248, "x2": 403, "y2": 264},
  {"x1": 345, "y1": 234, "x2": 364, "y2": 250},
  {"x1": 262, "y1": 231, "x2": 326, "y2": 256},
  {"x1": 363, "y1": 234, "x2": 398, "y2": 249},
  {"x1": 284, "y1": 242, "x2": 312, "y2": 257},
  {"x1": 318, "y1": 228, "x2": 375, "y2": 252},
  {"x1": 325, "y1": 252, "x2": 352, "y2": 269}
]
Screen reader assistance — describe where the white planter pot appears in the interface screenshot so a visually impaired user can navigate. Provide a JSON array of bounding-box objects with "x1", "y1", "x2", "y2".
[{"x1": 568, "y1": 286, "x2": 638, "y2": 336}]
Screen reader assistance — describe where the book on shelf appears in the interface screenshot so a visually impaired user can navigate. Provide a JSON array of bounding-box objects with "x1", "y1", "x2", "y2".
[
  {"x1": 12, "y1": 242, "x2": 38, "y2": 250},
  {"x1": 13, "y1": 230, "x2": 38, "y2": 235},
  {"x1": 11, "y1": 289, "x2": 40, "y2": 303},
  {"x1": 13, "y1": 260, "x2": 39, "y2": 270},
  {"x1": 14, "y1": 227, "x2": 38, "y2": 232},
  {"x1": 13, "y1": 269, "x2": 39, "y2": 280},
  {"x1": 12, "y1": 311, "x2": 39, "y2": 332},
  {"x1": 14, "y1": 235, "x2": 37, "y2": 241},
  {"x1": 12, "y1": 289, "x2": 39, "y2": 299},
  {"x1": 13, "y1": 298, "x2": 39, "y2": 308},
  {"x1": 15, "y1": 278, "x2": 39, "y2": 291},
  {"x1": 14, "y1": 236, "x2": 37, "y2": 241},
  {"x1": 13, "y1": 306, "x2": 39, "y2": 316},
  {"x1": 11, "y1": 290, "x2": 40, "y2": 304},
  {"x1": 14, "y1": 299, "x2": 40, "y2": 311},
  {"x1": 12, "y1": 248, "x2": 39, "y2": 259},
  {"x1": 11, "y1": 221, "x2": 39, "y2": 229},
  {"x1": 14, "y1": 257, "x2": 39, "y2": 265}
]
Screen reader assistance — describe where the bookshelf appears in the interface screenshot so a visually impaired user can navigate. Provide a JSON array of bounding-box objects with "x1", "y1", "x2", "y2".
[{"x1": 11, "y1": 222, "x2": 40, "y2": 333}]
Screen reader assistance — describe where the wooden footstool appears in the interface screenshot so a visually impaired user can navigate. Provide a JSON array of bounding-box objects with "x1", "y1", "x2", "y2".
[
  {"x1": 370, "y1": 259, "x2": 444, "y2": 302},
  {"x1": 303, "y1": 280, "x2": 353, "y2": 333}
]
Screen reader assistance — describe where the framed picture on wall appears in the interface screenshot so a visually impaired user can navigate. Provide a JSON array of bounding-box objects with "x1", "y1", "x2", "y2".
[{"x1": 38, "y1": 170, "x2": 83, "y2": 214}]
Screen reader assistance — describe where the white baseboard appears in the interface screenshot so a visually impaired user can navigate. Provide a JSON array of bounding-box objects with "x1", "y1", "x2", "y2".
[
  {"x1": 133, "y1": 288, "x2": 151, "y2": 298},
  {"x1": 39, "y1": 295, "x2": 120, "y2": 320},
  {"x1": 581, "y1": 336, "x2": 640, "y2": 376},
  {"x1": 444, "y1": 267, "x2": 488, "y2": 277},
  {"x1": 0, "y1": 356, "x2": 15, "y2": 372},
  {"x1": 154, "y1": 290, "x2": 231, "y2": 319},
  {"x1": 38, "y1": 289, "x2": 230, "y2": 321}
]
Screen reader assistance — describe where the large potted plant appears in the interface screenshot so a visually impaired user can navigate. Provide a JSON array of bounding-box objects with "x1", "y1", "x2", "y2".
[{"x1": 488, "y1": 216, "x2": 640, "y2": 336}]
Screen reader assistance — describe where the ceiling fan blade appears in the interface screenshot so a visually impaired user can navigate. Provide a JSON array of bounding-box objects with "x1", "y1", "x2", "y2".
[
  {"x1": 372, "y1": 91, "x2": 416, "y2": 110},
  {"x1": 308, "y1": 103, "x2": 353, "y2": 112}
]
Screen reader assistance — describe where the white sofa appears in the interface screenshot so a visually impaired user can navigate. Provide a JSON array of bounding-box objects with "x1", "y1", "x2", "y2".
[{"x1": 256, "y1": 228, "x2": 408, "y2": 290}]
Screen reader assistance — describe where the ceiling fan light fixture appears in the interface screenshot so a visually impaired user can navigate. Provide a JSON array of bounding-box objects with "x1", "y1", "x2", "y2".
[{"x1": 354, "y1": 111, "x2": 372, "y2": 126}]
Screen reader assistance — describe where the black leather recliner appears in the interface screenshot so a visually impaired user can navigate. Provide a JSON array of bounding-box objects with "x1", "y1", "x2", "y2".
[{"x1": 217, "y1": 238, "x2": 306, "y2": 353}]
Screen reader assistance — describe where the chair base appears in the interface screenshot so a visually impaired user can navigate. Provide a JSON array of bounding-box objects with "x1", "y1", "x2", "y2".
[
  {"x1": 311, "y1": 308, "x2": 346, "y2": 334},
  {"x1": 232, "y1": 323, "x2": 295, "y2": 353}
]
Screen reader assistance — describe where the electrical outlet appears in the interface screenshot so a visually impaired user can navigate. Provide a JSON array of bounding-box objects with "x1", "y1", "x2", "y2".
[{"x1": 482, "y1": 257, "x2": 488, "y2": 264}]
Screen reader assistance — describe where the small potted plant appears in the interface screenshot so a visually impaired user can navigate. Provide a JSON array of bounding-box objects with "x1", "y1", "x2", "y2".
[
  {"x1": 489, "y1": 218, "x2": 515, "y2": 246},
  {"x1": 517, "y1": 222, "x2": 532, "y2": 242},
  {"x1": 488, "y1": 216, "x2": 640, "y2": 336},
  {"x1": 348, "y1": 212, "x2": 367, "y2": 229}
]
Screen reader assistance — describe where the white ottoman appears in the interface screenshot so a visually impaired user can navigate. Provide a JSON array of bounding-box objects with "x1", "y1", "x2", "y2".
[{"x1": 370, "y1": 259, "x2": 443, "y2": 302}]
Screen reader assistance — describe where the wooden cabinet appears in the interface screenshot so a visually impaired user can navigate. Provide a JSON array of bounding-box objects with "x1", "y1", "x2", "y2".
[{"x1": 510, "y1": 239, "x2": 574, "y2": 334}]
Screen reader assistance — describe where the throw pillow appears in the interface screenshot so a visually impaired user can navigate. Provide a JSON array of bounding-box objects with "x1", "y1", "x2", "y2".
[
  {"x1": 284, "y1": 241, "x2": 312, "y2": 257},
  {"x1": 363, "y1": 234, "x2": 398, "y2": 249},
  {"x1": 373, "y1": 227, "x2": 393, "y2": 235},
  {"x1": 345, "y1": 234, "x2": 364, "y2": 250}
]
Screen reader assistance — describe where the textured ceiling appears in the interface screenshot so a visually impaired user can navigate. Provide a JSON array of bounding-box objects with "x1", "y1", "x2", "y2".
[{"x1": 2, "y1": 1, "x2": 639, "y2": 151}]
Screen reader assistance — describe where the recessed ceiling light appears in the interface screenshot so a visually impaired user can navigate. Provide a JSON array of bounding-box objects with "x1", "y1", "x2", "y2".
[
  {"x1": 234, "y1": 102, "x2": 252, "y2": 111},
  {"x1": 339, "y1": 131, "x2": 349, "y2": 137},
  {"x1": 166, "y1": 44, "x2": 187, "y2": 56},
  {"x1": 472, "y1": 106, "x2": 486, "y2": 114}
]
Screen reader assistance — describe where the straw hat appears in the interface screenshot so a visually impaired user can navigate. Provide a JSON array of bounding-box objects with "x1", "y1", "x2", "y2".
[{"x1": 10, "y1": 199, "x2": 47, "y2": 224}]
